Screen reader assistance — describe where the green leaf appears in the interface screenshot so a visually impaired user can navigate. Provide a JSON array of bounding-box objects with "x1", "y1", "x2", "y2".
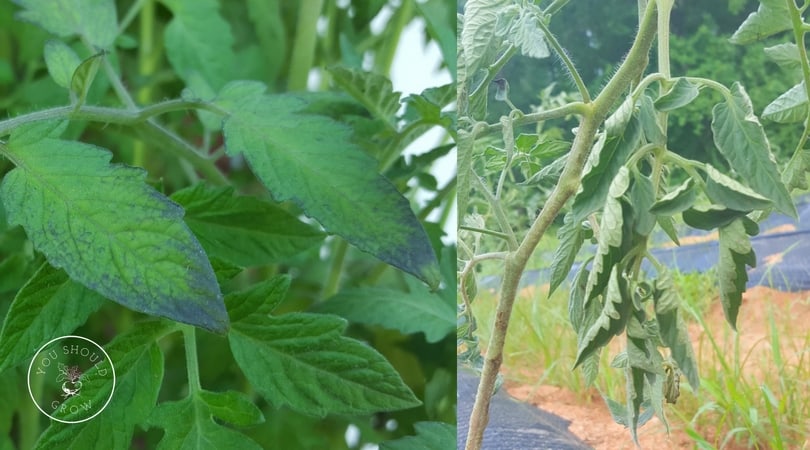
[
  {"x1": 630, "y1": 172, "x2": 655, "y2": 236},
  {"x1": 161, "y1": 0, "x2": 235, "y2": 94},
  {"x1": 654, "y1": 270, "x2": 699, "y2": 390},
  {"x1": 315, "y1": 286, "x2": 455, "y2": 343},
  {"x1": 148, "y1": 395, "x2": 262, "y2": 450},
  {"x1": 328, "y1": 66, "x2": 401, "y2": 129},
  {"x1": 584, "y1": 166, "x2": 629, "y2": 303},
  {"x1": 0, "y1": 138, "x2": 228, "y2": 333},
  {"x1": 171, "y1": 184, "x2": 324, "y2": 267},
  {"x1": 649, "y1": 178, "x2": 695, "y2": 216},
  {"x1": 626, "y1": 365, "x2": 646, "y2": 444},
  {"x1": 572, "y1": 106, "x2": 641, "y2": 221},
  {"x1": 220, "y1": 92, "x2": 440, "y2": 287},
  {"x1": 704, "y1": 164, "x2": 772, "y2": 211},
  {"x1": 460, "y1": 0, "x2": 512, "y2": 76},
  {"x1": 575, "y1": 265, "x2": 632, "y2": 368},
  {"x1": 762, "y1": 81, "x2": 808, "y2": 124},
  {"x1": 711, "y1": 82, "x2": 795, "y2": 217},
  {"x1": 638, "y1": 95, "x2": 665, "y2": 145},
  {"x1": 224, "y1": 276, "x2": 289, "y2": 323},
  {"x1": 70, "y1": 51, "x2": 105, "y2": 110},
  {"x1": 34, "y1": 322, "x2": 170, "y2": 448},
  {"x1": 8, "y1": 120, "x2": 68, "y2": 146},
  {"x1": 682, "y1": 205, "x2": 749, "y2": 230},
  {"x1": 782, "y1": 148, "x2": 810, "y2": 191},
  {"x1": 657, "y1": 216, "x2": 680, "y2": 246},
  {"x1": 509, "y1": 4, "x2": 549, "y2": 59},
  {"x1": 764, "y1": 43, "x2": 801, "y2": 72},
  {"x1": 655, "y1": 78, "x2": 700, "y2": 112},
  {"x1": 718, "y1": 219, "x2": 756, "y2": 330},
  {"x1": 380, "y1": 422, "x2": 455, "y2": 450},
  {"x1": 568, "y1": 261, "x2": 591, "y2": 332},
  {"x1": 0, "y1": 263, "x2": 105, "y2": 372},
  {"x1": 14, "y1": 0, "x2": 118, "y2": 49},
  {"x1": 197, "y1": 390, "x2": 264, "y2": 427},
  {"x1": 43, "y1": 40, "x2": 81, "y2": 89},
  {"x1": 229, "y1": 313, "x2": 421, "y2": 416},
  {"x1": 548, "y1": 213, "x2": 585, "y2": 296},
  {"x1": 729, "y1": 0, "x2": 791, "y2": 44}
]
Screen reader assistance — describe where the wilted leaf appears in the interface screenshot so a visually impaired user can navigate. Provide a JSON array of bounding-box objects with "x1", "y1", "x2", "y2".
[
  {"x1": 649, "y1": 178, "x2": 695, "y2": 216},
  {"x1": 575, "y1": 266, "x2": 632, "y2": 368},
  {"x1": 711, "y1": 82, "x2": 795, "y2": 217},
  {"x1": 718, "y1": 219, "x2": 756, "y2": 329},
  {"x1": 655, "y1": 78, "x2": 700, "y2": 112},
  {"x1": 729, "y1": 0, "x2": 791, "y2": 44},
  {"x1": 548, "y1": 213, "x2": 585, "y2": 296},
  {"x1": 762, "y1": 81, "x2": 808, "y2": 124},
  {"x1": 682, "y1": 205, "x2": 749, "y2": 230},
  {"x1": 704, "y1": 164, "x2": 772, "y2": 211}
]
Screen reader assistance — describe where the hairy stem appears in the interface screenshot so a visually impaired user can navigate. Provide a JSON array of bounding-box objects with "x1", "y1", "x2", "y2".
[{"x1": 464, "y1": 1, "x2": 659, "y2": 447}]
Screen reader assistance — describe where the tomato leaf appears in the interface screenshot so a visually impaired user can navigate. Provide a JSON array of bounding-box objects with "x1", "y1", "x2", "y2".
[
  {"x1": 148, "y1": 395, "x2": 263, "y2": 450},
  {"x1": 762, "y1": 81, "x2": 808, "y2": 124},
  {"x1": 548, "y1": 213, "x2": 585, "y2": 296},
  {"x1": 584, "y1": 166, "x2": 629, "y2": 303},
  {"x1": 34, "y1": 321, "x2": 171, "y2": 448},
  {"x1": 316, "y1": 286, "x2": 455, "y2": 343},
  {"x1": 711, "y1": 82, "x2": 795, "y2": 217},
  {"x1": 229, "y1": 313, "x2": 421, "y2": 416},
  {"x1": 220, "y1": 90, "x2": 440, "y2": 287},
  {"x1": 171, "y1": 184, "x2": 324, "y2": 267},
  {"x1": 0, "y1": 263, "x2": 105, "y2": 372},
  {"x1": 649, "y1": 178, "x2": 696, "y2": 216},
  {"x1": 0, "y1": 139, "x2": 228, "y2": 333},
  {"x1": 718, "y1": 219, "x2": 756, "y2": 330},
  {"x1": 655, "y1": 78, "x2": 700, "y2": 112},
  {"x1": 13, "y1": 0, "x2": 118, "y2": 49},
  {"x1": 704, "y1": 164, "x2": 772, "y2": 211},
  {"x1": 380, "y1": 422, "x2": 455, "y2": 450},
  {"x1": 729, "y1": 0, "x2": 791, "y2": 44},
  {"x1": 43, "y1": 40, "x2": 81, "y2": 89},
  {"x1": 575, "y1": 265, "x2": 632, "y2": 368}
]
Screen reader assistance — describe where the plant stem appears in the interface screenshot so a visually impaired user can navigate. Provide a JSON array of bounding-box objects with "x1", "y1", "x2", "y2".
[
  {"x1": 134, "y1": 0, "x2": 156, "y2": 168},
  {"x1": 323, "y1": 239, "x2": 348, "y2": 298},
  {"x1": 535, "y1": 18, "x2": 590, "y2": 103},
  {"x1": 182, "y1": 325, "x2": 201, "y2": 393},
  {"x1": 464, "y1": 2, "x2": 659, "y2": 448},
  {"x1": 288, "y1": 0, "x2": 324, "y2": 91},
  {"x1": 475, "y1": 101, "x2": 588, "y2": 137}
]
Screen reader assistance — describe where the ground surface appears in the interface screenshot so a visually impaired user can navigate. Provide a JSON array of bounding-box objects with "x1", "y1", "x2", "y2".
[{"x1": 502, "y1": 286, "x2": 810, "y2": 449}]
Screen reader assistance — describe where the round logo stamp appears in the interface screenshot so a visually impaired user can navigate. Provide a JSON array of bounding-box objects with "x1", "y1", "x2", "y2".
[{"x1": 27, "y1": 335, "x2": 115, "y2": 423}]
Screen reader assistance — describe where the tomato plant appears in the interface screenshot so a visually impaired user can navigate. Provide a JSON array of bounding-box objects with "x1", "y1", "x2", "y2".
[
  {"x1": 458, "y1": 0, "x2": 809, "y2": 447},
  {"x1": 0, "y1": 0, "x2": 456, "y2": 448}
]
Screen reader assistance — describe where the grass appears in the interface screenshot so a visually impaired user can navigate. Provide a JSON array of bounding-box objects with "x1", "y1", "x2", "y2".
[{"x1": 469, "y1": 269, "x2": 810, "y2": 449}]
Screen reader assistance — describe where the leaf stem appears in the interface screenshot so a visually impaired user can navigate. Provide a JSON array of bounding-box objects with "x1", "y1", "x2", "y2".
[
  {"x1": 134, "y1": 0, "x2": 157, "y2": 168},
  {"x1": 786, "y1": 0, "x2": 810, "y2": 157},
  {"x1": 182, "y1": 325, "x2": 202, "y2": 392},
  {"x1": 323, "y1": 239, "x2": 348, "y2": 298},
  {"x1": 535, "y1": 17, "x2": 590, "y2": 103},
  {"x1": 288, "y1": 0, "x2": 324, "y2": 91}
]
